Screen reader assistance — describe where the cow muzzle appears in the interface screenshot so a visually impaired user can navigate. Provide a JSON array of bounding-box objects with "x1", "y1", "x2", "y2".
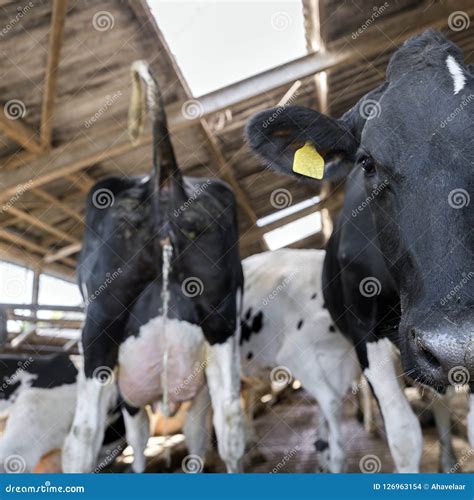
[{"x1": 408, "y1": 325, "x2": 474, "y2": 388}]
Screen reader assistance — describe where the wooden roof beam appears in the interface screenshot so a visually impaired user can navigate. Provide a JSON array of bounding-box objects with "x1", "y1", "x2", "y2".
[
  {"x1": 6, "y1": 206, "x2": 80, "y2": 244},
  {"x1": 0, "y1": 243, "x2": 75, "y2": 281},
  {"x1": 31, "y1": 187, "x2": 83, "y2": 224},
  {"x1": 44, "y1": 242, "x2": 81, "y2": 264},
  {"x1": 0, "y1": 113, "x2": 43, "y2": 154},
  {"x1": 40, "y1": 0, "x2": 68, "y2": 148}
]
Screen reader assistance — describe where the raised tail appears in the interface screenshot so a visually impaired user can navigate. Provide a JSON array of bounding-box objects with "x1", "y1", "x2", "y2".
[{"x1": 128, "y1": 60, "x2": 181, "y2": 189}]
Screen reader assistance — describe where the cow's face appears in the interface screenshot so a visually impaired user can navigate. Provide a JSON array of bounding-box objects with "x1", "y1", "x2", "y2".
[{"x1": 246, "y1": 31, "x2": 474, "y2": 388}]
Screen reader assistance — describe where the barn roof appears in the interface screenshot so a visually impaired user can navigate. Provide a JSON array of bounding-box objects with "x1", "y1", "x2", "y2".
[{"x1": 1, "y1": 0, "x2": 474, "y2": 281}]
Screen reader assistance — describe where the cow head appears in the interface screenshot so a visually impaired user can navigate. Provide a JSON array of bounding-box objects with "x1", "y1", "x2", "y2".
[{"x1": 246, "y1": 31, "x2": 474, "y2": 389}]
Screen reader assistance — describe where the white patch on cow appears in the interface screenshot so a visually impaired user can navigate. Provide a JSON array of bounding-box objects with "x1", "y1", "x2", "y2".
[
  {"x1": 446, "y1": 55, "x2": 466, "y2": 94},
  {"x1": 364, "y1": 338, "x2": 422, "y2": 472},
  {"x1": 0, "y1": 384, "x2": 76, "y2": 472},
  {"x1": 183, "y1": 384, "x2": 212, "y2": 460},
  {"x1": 240, "y1": 249, "x2": 360, "y2": 472},
  {"x1": 431, "y1": 388, "x2": 457, "y2": 472},
  {"x1": 468, "y1": 393, "x2": 474, "y2": 448},
  {"x1": 80, "y1": 282, "x2": 89, "y2": 310},
  {"x1": 0, "y1": 370, "x2": 38, "y2": 418},
  {"x1": 205, "y1": 291, "x2": 245, "y2": 473},
  {"x1": 62, "y1": 372, "x2": 117, "y2": 473},
  {"x1": 122, "y1": 408, "x2": 149, "y2": 473},
  {"x1": 118, "y1": 316, "x2": 206, "y2": 408}
]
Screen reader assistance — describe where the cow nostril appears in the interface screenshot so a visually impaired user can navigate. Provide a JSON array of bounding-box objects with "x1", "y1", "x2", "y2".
[{"x1": 414, "y1": 335, "x2": 442, "y2": 370}]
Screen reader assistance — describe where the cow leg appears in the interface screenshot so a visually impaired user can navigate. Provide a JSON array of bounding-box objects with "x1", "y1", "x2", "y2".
[
  {"x1": 313, "y1": 407, "x2": 331, "y2": 472},
  {"x1": 183, "y1": 384, "x2": 211, "y2": 461},
  {"x1": 430, "y1": 390, "x2": 457, "y2": 472},
  {"x1": 62, "y1": 368, "x2": 117, "y2": 472},
  {"x1": 122, "y1": 405, "x2": 149, "y2": 473},
  {"x1": 364, "y1": 338, "x2": 423, "y2": 473},
  {"x1": 468, "y1": 394, "x2": 474, "y2": 448},
  {"x1": 205, "y1": 335, "x2": 245, "y2": 473}
]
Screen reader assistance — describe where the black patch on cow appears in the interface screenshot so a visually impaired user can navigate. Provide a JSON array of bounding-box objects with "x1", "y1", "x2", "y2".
[
  {"x1": 252, "y1": 311, "x2": 263, "y2": 332},
  {"x1": 322, "y1": 302, "x2": 327, "y2": 309},
  {"x1": 0, "y1": 354, "x2": 77, "y2": 402},
  {"x1": 244, "y1": 308, "x2": 252, "y2": 321},
  {"x1": 240, "y1": 310, "x2": 264, "y2": 344},
  {"x1": 311, "y1": 293, "x2": 317, "y2": 300},
  {"x1": 297, "y1": 319, "x2": 304, "y2": 330},
  {"x1": 246, "y1": 352, "x2": 253, "y2": 360},
  {"x1": 314, "y1": 439, "x2": 329, "y2": 452},
  {"x1": 329, "y1": 325, "x2": 336, "y2": 332}
]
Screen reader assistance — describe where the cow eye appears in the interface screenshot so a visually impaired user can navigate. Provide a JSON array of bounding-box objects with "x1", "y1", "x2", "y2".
[{"x1": 359, "y1": 156, "x2": 377, "y2": 176}]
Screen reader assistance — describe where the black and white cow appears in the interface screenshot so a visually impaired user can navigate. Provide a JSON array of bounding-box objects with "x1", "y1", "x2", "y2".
[
  {"x1": 0, "y1": 354, "x2": 77, "y2": 472},
  {"x1": 0, "y1": 353, "x2": 125, "y2": 473},
  {"x1": 240, "y1": 249, "x2": 360, "y2": 472},
  {"x1": 63, "y1": 61, "x2": 245, "y2": 473},
  {"x1": 246, "y1": 31, "x2": 473, "y2": 472}
]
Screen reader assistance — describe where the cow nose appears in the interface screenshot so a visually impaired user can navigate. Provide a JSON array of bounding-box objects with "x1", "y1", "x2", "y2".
[{"x1": 410, "y1": 328, "x2": 474, "y2": 387}]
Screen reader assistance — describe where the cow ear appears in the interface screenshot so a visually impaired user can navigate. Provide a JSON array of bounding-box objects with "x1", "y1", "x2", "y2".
[{"x1": 245, "y1": 105, "x2": 358, "y2": 182}]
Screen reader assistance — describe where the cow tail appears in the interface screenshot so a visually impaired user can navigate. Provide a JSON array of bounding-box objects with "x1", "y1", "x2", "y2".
[
  {"x1": 128, "y1": 60, "x2": 180, "y2": 186},
  {"x1": 128, "y1": 60, "x2": 182, "y2": 239}
]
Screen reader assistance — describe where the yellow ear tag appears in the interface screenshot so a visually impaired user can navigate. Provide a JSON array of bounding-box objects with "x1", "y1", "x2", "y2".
[{"x1": 292, "y1": 142, "x2": 324, "y2": 180}]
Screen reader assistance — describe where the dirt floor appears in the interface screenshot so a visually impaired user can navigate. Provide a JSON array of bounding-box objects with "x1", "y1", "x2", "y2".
[{"x1": 113, "y1": 386, "x2": 474, "y2": 474}]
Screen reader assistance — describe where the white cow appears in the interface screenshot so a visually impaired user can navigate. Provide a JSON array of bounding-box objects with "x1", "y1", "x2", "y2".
[{"x1": 239, "y1": 248, "x2": 361, "y2": 472}]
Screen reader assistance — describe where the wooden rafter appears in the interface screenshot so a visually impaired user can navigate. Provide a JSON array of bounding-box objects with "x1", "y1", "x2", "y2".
[
  {"x1": 40, "y1": 0, "x2": 68, "y2": 148},
  {"x1": 6, "y1": 206, "x2": 80, "y2": 244},
  {"x1": 0, "y1": 244, "x2": 74, "y2": 280},
  {"x1": 0, "y1": 113, "x2": 43, "y2": 154},
  {"x1": 44, "y1": 242, "x2": 81, "y2": 264},
  {"x1": 31, "y1": 187, "x2": 83, "y2": 224}
]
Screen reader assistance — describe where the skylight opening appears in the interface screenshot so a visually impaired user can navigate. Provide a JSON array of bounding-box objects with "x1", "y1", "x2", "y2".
[
  {"x1": 257, "y1": 195, "x2": 320, "y2": 227},
  {"x1": 149, "y1": 0, "x2": 307, "y2": 96},
  {"x1": 264, "y1": 211, "x2": 322, "y2": 250}
]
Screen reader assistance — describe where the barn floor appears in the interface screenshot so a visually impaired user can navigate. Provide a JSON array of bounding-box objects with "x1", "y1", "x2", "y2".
[{"x1": 113, "y1": 386, "x2": 474, "y2": 474}]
